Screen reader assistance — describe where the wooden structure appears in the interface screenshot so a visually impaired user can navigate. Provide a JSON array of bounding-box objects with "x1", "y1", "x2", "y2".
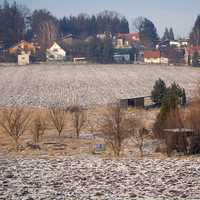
[
  {"x1": 73, "y1": 57, "x2": 87, "y2": 64},
  {"x1": 164, "y1": 128, "x2": 200, "y2": 155},
  {"x1": 120, "y1": 96, "x2": 151, "y2": 109}
]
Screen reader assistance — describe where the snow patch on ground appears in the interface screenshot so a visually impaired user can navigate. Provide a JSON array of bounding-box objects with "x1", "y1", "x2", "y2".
[
  {"x1": 0, "y1": 64, "x2": 199, "y2": 107},
  {"x1": 0, "y1": 155, "x2": 200, "y2": 200}
]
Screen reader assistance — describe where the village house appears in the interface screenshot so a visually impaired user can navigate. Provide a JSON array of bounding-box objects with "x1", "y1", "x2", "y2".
[
  {"x1": 8, "y1": 40, "x2": 36, "y2": 55},
  {"x1": 114, "y1": 32, "x2": 140, "y2": 48},
  {"x1": 46, "y1": 42, "x2": 66, "y2": 61},
  {"x1": 97, "y1": 32, "x2": 112, "y2": 40},
  {"x1": 144, "y1": 50, "x2": 169, "y2": 64},
  {"x1": 8, "y1": 40, "x2": 37, "y2": 65},
  {"x1": 113, "y1": 48, "x2": 131, "y2": 63},
  {"x1": 169, "y1": 39, "x2": 188, "y2": 49}
]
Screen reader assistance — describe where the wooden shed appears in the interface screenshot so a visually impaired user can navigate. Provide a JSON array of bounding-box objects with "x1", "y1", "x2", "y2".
[{"x1": 120, "y1": 96, "x2": 149, "y2": 109}]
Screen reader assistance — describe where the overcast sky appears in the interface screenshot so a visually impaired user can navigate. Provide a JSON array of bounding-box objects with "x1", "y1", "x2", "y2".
[{"x1": 2, "y1": 0, "x2": 200, "y2": 38}]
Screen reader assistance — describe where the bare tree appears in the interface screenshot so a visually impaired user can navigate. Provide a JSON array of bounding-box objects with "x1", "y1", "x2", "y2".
[
  {"x1": 130, "y1": 127, "x2": 148, "y2": 157},
  {"x1": 102, "y1": 103, "x2": 130, "y2": 156},
  {"x1": 31, "y1": 113, "x2": 47, "y2": 144},
  {"x1": 31, "y1": 10, "x2": 59, "y2": 59},
  {"x1": 132, "y1": 16, "x2": 145, "y2": 32},
  {"x1": 0, "y1": 107, "x2": 31, "y2": 151},
  {"x1": 126, "y1": 115, "x2": 147, "y2": 157},
  {"x1": 70, "y1": 105, "x2": 86, "y2": 138},
  {"x1": 48, "y1": 106, "x2": 67, "y2": 137}
]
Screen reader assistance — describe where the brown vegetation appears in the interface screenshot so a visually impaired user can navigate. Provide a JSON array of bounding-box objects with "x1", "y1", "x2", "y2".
[
  {"x1": 48, "y1": 106, "x2": 67, "y2": 137},
  {"x1": 0, "y1": 107, "x2": 31, "y2": 151},
  {"x1": 102, "y1": 103, "x2": 131, "y2": 156},
  {"x1": 70, "y1": 105, "x2": 86, "y2": 139},
  {"x1": 31, "y1": 113, "x2": 47, "y2": 144}
]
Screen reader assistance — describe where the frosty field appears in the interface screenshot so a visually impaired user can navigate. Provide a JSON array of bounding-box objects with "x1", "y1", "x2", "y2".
[
  {"x1": 0, "y1": 63, "x2": 200, "y2": 107},
  {"x1": 1, "y1": 155, "x2": 200, "y2": 200}
]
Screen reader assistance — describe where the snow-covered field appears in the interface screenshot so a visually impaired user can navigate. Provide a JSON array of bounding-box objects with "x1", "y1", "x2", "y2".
[
  {"x1": 0, "y1": 63, "x2": 200, "y2": 107},
  {"x1": 0, "y1": 155, "x2": 200, "y2": 200}
]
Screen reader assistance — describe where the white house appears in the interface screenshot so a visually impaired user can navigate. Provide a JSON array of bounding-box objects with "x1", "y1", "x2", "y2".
[
  {"x1": 144, "y1": 50, "x2": 168, "y2": 64},
  {"x1": 170, "y1": 41, "x2": 181, "y2": 48},
  {"x1": 18, "y1": 51, "x2": 30, "y2": 65},
  {"x1": 46, "y1": 42, "x2": 66, "y2": 61},
  {"x1": 144, "y1": 51, "x2": 161, "y2": 64}
]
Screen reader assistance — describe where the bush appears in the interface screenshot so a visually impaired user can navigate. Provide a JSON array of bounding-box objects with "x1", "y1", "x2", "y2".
[
  {"x1": 70, "y1": 105, "x2": 86, "y2": 139},
  {"x1": 31, "y1": 114, "x2": 47, "y2": 144},
  {"x1": 151, "y1": 78, "x2": 167, "y2": 105},
  {"x1": 102, "y1": 103, "x2": 129, "y2": 156},
  {"x1": 153, "y1": 85, "x2": 181, "y2": 138},
  {"x1": 151, "y1": 79, "x2": 186, "y2": 107},
  {"x1": 0, "y1": 107, "x2": 31, "y2": 151},
  {"x1": 48, "y1": 105, "x2": 67, "y2": 137}
]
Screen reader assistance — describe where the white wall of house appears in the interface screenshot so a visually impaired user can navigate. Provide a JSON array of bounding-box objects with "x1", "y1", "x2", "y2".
[
  {"x1": 170, "y1": 41, "x2": 181, "y2": 48},
  {"x1": 46, "y1": 42, "x2": 66, "y2": 61},
  {"x1": 144, "y1": 58, "x2": 160, "y2": 64},
  {"x1": 144, "y1": 57, "x2": 169, "y2": 64},
  {"x1": 18, "y1": 53, "x2": 30, "y2": 65},
  {"x1": 160, "y1": 57, "x2": 169, "y2": 64}
]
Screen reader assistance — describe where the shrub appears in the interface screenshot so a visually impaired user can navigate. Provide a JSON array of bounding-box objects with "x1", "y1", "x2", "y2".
[
  {"x1": 70, "y1": 105, "x2": 86, "y2": 139},
  {"x1": 31, "y1": 114, "x2": 47, "y2": 144},
  {"x1": 48, "y1": 105, "x2": 67, "y2": 137},
  {"x1": 0, "y1": 107, "x2": 31, "y2": 151},
  {"x1": 151, "y1": 78, "x2": 167, "y2": 105},
  {"x1": 102, "y1": 103, "x2": 130, "y2": 156}
]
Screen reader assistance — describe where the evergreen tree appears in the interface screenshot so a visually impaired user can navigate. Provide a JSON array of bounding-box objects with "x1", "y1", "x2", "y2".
[
  {"x1": 153, "y1": 83, "x2": 181, "y2": 138},
  {"x1": 139, "y1": 18, "x2": 159, "y2": 48},
  {"x1": 162, "y1": 28, "x2": 170, "y2": 41},
  {"x1": 0, "y1": 0, "x2": 26, "y2": 48},
  {"x1": 169, "y1": 27, "x2": 175, "y2": 40},
  {"x1": 151, "y1": 78, "x2": 167, "y2": 105},
  {"x1": 190, "y1": 15, "x2": 200, "y2": 46},
  {"x1": 59, "y1": 11, "x2": 129, "y2": 38}
]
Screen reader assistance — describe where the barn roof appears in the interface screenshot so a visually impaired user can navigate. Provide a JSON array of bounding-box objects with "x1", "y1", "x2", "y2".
[{"x1": 144, "y1": 50, "x2": 161, "y2": 59}]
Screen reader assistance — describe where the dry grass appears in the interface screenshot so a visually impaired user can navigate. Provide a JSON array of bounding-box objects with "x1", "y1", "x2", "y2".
[{"x1": 0, "y1": 105, "x2": 158, "y2": 158}]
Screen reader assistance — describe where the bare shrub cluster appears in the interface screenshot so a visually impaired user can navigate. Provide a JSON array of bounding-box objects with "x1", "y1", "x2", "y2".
[
  {"x1": 102, "y1": 103, "x2": 146, "y2": 157},
  {"x1": 31, "y1": 113, "x2": 47, "y2": 144},
  {"x1": 48, "y1": 105, "x2": 67, "y2": 137},
  {"x1": 0, "y1": 102, "x2": 88, "y2": 151},
  {"x1": 70, "y1": 105, "x2": 86, "y2": 139},
  {"x1": 0, "y1": 107, "x2": 31, "y2": 151}
]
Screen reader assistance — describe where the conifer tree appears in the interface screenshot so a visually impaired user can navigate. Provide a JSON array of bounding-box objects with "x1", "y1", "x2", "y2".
[{"x1": 169, "y1": 27, "x2": 175, "y2": 40}]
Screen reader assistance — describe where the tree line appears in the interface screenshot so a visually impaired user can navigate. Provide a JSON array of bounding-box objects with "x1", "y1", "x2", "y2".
[
  {"x1": 4, "y1": 0, "x2": 200, "y2": 64},
  {"x1": 0, "y1": 1, "x2": 129, "y2": 49}
]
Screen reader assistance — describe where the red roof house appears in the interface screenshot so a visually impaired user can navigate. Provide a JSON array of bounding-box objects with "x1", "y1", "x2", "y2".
[
  {"x1": 117, "y1": 32, "x2": 140, "y2": 45},
  {"x1": 144, "y1": 50, "x2": 162, "y2": 64},
  {"x1": 144, "y1": 51, "x2": 160, "y2": 59}
]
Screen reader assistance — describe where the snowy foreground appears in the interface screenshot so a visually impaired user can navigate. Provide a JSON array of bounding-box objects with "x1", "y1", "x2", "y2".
[
  {"x1": 0, "y1": 64, "x2": 200, "y2": 107},
  {"x1": 0, "y1": 155, "x2": 200, "y2": 200}
]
